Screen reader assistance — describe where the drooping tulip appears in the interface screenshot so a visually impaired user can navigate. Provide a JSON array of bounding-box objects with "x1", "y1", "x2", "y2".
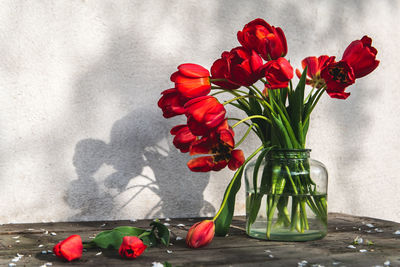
[
  {"x1": 171, "y1": 63, "x2": 211, "y2": 99},
  {"x1": 158, "y1": 88, "x2": 188, "y2": 118},
  {"x1": 188, "y1": 120, "x2": 244, "y2": 172},
  {"x1": 170, "y1": 125, "x2": 197, "y2": 153},
  {"x1": 185, "y1": 96, "x2": 226, "y2": 136}
]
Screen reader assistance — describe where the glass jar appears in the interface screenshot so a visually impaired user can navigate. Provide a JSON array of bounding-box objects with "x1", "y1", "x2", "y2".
[{"x1": 245, "y1": 149, "x2": 328, "y2": 241}]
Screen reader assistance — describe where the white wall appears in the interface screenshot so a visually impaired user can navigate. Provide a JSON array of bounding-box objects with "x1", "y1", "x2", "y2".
[{"x1": 0, "y1": 0, "x2": 398, "y2": 223}]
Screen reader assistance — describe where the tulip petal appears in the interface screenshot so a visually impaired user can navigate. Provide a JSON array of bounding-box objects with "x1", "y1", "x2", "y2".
[
  {"x1": 189, "y1": 136, "x2": 214, "y2": 155},
  {"x1": 171, "y1": 125, "x2": 197, "y2": 153},
  {"x1": 228, "y1": 149, "x2": 245, "y2": 170},
  {"x1": 175, "y1": 76, "x2": 211, "y2": 98},
  {"x1": 187, "y1": 156, "x2": 228, "y2": 172},
  {"x1": 178, "y1": 63, "x2": 210, "y2": 78},
  {"x1": 187, "y1": 156, "x2": 215, "y2": 172}
]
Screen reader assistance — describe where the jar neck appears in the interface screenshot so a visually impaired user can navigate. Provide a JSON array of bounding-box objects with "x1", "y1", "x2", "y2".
[{"x1": 268, "y1": 149, "x2": 311, "y2": 159}]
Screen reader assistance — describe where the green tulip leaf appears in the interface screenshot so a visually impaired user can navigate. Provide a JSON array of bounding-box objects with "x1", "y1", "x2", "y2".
[
  {"x1": 140, "y1": 231, "x2": 158, "y2": 247},
  {"x1": 90, "y1": 226, "x2": 146, "y2": 249},
  {"x1": 150, "y1": 220, "x2": 170, "y2": 246},
  {"x1": 214, "y1": 145, "x2": 268, "y2": 236}
]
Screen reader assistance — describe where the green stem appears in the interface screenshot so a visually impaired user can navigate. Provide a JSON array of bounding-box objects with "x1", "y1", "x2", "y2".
[
  {"x1": 250, "y1": 84, "x2": 264, "y2": 97},
  {"x1": 235, "y1": 124, "x2": 255, "y2": 148},
  {"x1": 227, "y1": 118, "x2": 251, "y2": 127},
  {"x1": 223, "y1": 95, "x2": 265, "y2": 106},
  {"x1": 211, "y1": 88, "x2": 249, "y2": 95},
  {"x1": 213, "y1": 145, "x2": 266, "y2": 221},
  {"x1": 82, "y1": 242, "x2": 96, "y2": 249},
  {"x1": 303, "y1": 87, "x2": 326, "y2": 128},
  {"x1": 210, "y1": 78, "x2": 229, "y2": 82},
  {"x1": 232, "y1": 115, "x2": 271, "y2": 128}
]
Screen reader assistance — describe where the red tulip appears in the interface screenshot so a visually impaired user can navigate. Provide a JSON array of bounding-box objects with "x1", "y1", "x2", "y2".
[
  {"x1": 171, "y1": 63, "x2": 211, "y2": 99},
  {"x1": 237, "y1": 18, "x2": 287, "y2": 60},
  {"x1": 187, "y1": 120, "x2": 244, "y2": 172},
  {"x1": 320, "y1": 60, "x2": 355, "y2": 99},
  {"x1": 295, "y1": 55, "x2": 336, "y2": 88},
  {"x1": 210, "y1": 51, "x2": 240, "y2": 89},
  {"x1": 211, "y1": 47, "x2": 263, "y2": 87},
  {"x1": 53, "y1": 235, "x2": 83, "y2": 262},
  {"x1": 185, "y1": 96, "x2": 226, "y2": 136},
  {"x1": 186, "y1": 220, "x2": 215, "y2": 248},
  {"x1": 170, "y1": 125, "x2": 197, "y2": 153},
  {"x1": 119, "y1": 236, "x2": 147, "y2": 259},
  {"x1": 158, "y1": 88, "x2": 188, "y2": 118},
  {"x1": 262, "y1": 57, "x2": 294, "y2": 89},
  {"x1": 342, "y1": 36, "x2": 379, "y2": 78}
]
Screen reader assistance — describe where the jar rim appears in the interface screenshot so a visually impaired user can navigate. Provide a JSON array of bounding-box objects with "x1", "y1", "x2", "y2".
[{"x1": 271, "y1": 148, "x2": 311, "y2": 152}]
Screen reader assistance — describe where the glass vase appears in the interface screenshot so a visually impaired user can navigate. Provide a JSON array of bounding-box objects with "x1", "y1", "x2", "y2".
[{"x1": 245, "y1": 149, "x2": 328, "y2": 241}]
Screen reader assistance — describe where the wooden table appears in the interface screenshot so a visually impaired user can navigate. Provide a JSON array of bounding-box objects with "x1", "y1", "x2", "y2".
[{"x1": 1, "y1": 213, "x2": 399, "y2": 266}]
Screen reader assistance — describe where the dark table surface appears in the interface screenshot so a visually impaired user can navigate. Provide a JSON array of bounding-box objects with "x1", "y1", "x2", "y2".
[{"x1": 1, "y1": 213, "x2": 399, "y2": 266}]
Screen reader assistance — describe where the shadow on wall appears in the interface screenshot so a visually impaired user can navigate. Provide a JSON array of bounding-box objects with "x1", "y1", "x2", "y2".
[
  {"x1": 66, "y1": 107, "x2": 215, "y2": 221},
  {"x1": 62, "y1": 3, "x2": 219, "y2": 221}
]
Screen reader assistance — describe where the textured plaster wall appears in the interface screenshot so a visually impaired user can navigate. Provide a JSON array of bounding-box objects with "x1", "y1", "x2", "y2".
[{"x1": 0, "y1": 0, "x2": 399, "y2": 224}]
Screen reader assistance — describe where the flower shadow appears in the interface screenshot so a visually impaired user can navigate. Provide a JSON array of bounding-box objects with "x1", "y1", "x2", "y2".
[{"x1": 66, "y1": 106, "x2": 215, "y2": 221}]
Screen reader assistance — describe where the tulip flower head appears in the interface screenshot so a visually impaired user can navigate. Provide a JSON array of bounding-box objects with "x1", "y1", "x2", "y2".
[
  {"x1": 237, "y1": 18, "x2": 287, "y2": 60},
  {"x1": 186, "y1": 220, "x2": 215, "y2": 248},
  {"x1": 321, "y1": 60, "x2": 355, "y2": 99},
  {"x1": 185, "y1": 96, "x2": 226, "y2": 136},
  {"x1": 119, "y1": 236, "x2": 147, "y2": 259},
  {"x1": 170, "y1": 124, "x2": 197, "y2": 153},
  {"x1": 262, "y1": 57, "x2": 294, "y2": 89},
  {"x1": 53, "y1": 235, "x2": 83, "y2": 262},
  {"x1": 296, "y1": 55, "x2": 336, "y2": 88},
  {"x1": 158, "y1": 88, "x2": 188, "y2": 118},
  {"x1": 171, "y1": 63, "x2": 211, "y2": 99},
  {"x1": 188, "y1": 120, "x2": 244, "y2": 172},
  {"x1": 211, "y1": 47, "x2": 263, "y2": 87},
  {"x1": 342, "y1": 36, "x2": 379, "y2": 79}
]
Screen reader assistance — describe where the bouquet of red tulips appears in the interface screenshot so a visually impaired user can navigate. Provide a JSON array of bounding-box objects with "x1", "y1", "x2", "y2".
[{"x1": 158, "y1": 18, "x2": 379, "y2": 245}]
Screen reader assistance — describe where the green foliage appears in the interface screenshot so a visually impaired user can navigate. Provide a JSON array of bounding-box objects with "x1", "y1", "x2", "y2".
[
  {"x1": 150, "y1": 220, "x2": 170, "y2": 246},
  {"x1": 90, "y1": 221, "x2": 170, "y2": 250},
  {"x1": 214, "y1": 165, "x2": 245, "y2": 236},
  {"x1": 90, "y1": 226, "x2": 147, "y2": 249},
  {"x1": 214, "y1": 145, "x2": 268, "y2": 236}
]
